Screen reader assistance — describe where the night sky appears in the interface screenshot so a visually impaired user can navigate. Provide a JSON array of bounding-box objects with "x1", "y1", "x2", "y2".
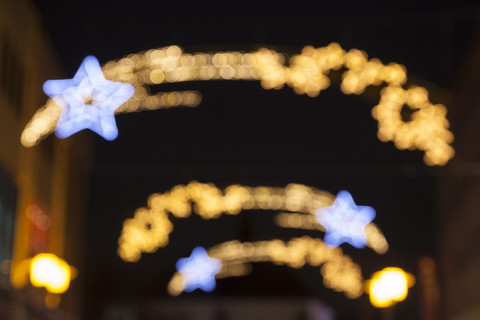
[{"x1": 30, "y1": 0, "x2": 479, "y2": 319}]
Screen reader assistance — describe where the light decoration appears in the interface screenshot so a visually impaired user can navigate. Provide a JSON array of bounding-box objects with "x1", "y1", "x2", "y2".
[
  {"x1": 365, "y1": 267, "x2": 415, "y2": 308},
  {"x1": 118, "y1": 182, "x2": 388, "y2": 298},
  {"x1": 168, "y1": 237, "x2": 364, "y2": 298},
  {"x1": 315, "y1": 190, "x2": 376, "y2": 249},
  {"x1": 175, "y1": 247, "x2": 222, "y2": 292},
  {"x1": 22, "y1": 44, "x2": 453, "y2": 165},
  {"x1": 30, "y1": 253, "x2": 73, "y2": 294},
  {"x1": 371, "y1": 85, "x2": 454, "y2": 165},
  {"x1": 274, "y1": 212, "x2": 387, "y2": 254},
  {"x1": 41, "y1": 55, "x2": 134, "y2": 140},
  {"x1": 118, "y1": 182, "x2": 388, "y2": 262}
]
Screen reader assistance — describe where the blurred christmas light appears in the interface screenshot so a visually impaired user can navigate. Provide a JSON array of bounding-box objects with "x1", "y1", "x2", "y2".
[
  {"x1": 167, "y1": 237, "x2": 364, "y2": 298},
  {"x1": 176, "y1": 247, "x2": 222, "y2": 292},
  {"x1": 30, "y1": 253, "x2": 72, "y2": 294},
  {"x1": 118, "y1": 182, "x2": 388, "y2": 262},
  {"x1": 366, "y1": 267, "x2": 415, "y2": 308},
  {"x1": 117, "y1": 182, "x2": 388, "y2": 298},
  {"x1": 43, "y1": 55, "x2": 134, "y2": 140},
  {"x1": 372, "y1": 85, "x2": 454, "y2": 165},
  {"x1": 315, "y1": 190, "x2": 376, "y2": 249},
  {"x1": 275, "y1": 212, "x2": 388, "y2": 254},
  {"x1": 23, "y1": 44, "x2": 454, "y2": 165}
]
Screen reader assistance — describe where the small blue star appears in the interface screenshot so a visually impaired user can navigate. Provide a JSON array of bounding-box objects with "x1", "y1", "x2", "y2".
[
  {"x1": 43, "y1": 56, "x2": 134, "y2": 140},
  {"x1": 315, "y1": 190, "x2": 376, "y2": 249},
  {"x1": 176, "y1": 247, "x2": 222, "y2": 292}
]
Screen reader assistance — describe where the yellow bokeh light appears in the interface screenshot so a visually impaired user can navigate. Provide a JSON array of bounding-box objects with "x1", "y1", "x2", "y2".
[
  {"x1": 30, "y1": 253, "x2": 72, "y2": 294},
  {"x1": 149, "y1": 70, "x2": 165, "y2": 84},
  {"x1": 344, "y1": 49, "x2": 368, "y2": 70},
  {"x1": 10, "y1": 259, "x2": 31, "y2": 289},
  {"x1": 366, "y1": 267, "x2": 415, "y2": 308}
]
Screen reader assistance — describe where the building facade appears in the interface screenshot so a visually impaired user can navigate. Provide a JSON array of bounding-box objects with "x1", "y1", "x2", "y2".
[
  {"x1": 0, "y1": 0, "x2": 90, "y2": 318},
  {"x1": 437, "y1": 25, "x2": 480, "y2": 320}
]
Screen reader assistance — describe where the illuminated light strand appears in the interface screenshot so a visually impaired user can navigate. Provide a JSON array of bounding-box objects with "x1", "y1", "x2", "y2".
[
  {"x1": 21, "y1": 90, "x2": 201, "y2": 146},
  {"x1": 275, "y1": 213, "x2": 388, "y2": 254},
  {"x1": 21, "y1": 100, "x2": 62, "y2": 147},
  {"x1": 116, "y1": 90, "x2": 202, "y2": 113},
  {"x1": 167, "y1": 237, "x2": 364, "y2": 298},
  {"x1": 117, "y1": 182, "x2": 388, "y2": 263},
  {"x1": 371, "y1": 85, "x2": 454, "y2": 166},
  {"x1": 215, "y1": 261, "x2": 252, "y2": 279},
  {"x1": 22, "y1": 44, "x2": 453, "y2": 165}
]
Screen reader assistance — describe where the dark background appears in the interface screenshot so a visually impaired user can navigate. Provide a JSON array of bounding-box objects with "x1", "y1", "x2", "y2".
[{"x1": 31, "y1": 0, "x2": 480, "y2": 318}]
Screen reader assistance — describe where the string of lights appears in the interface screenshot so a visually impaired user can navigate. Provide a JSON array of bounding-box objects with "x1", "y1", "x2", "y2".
[
  {"x1": 22, "y1": 44, "x2": 454, "y2": 165},
  {"x1": 167, "y1": 237, "x2": 364, "y2": 298},
  {"x1": 275, "y1": 212, "x2": 388, "y2": 254},
  {"x1": 117, "y1": 181, "x2": 388, "y2": 262}
]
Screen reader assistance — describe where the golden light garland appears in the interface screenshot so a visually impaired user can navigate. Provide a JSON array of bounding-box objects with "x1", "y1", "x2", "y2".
[
  {"x1": 22, "y1": 44, "x2": 453, "y2": 165},
  {"x1": 274, "y1": 212, "x2": 388, "y2": 254},
  {"x1": 117, "y1": 182, "x2": 388, "y2": 298},
  {"x1": 21, "y1": 90, "x2": 201, "y2": 147},
  {"x1": 372, "y1": 85, "x2": 454, "y2": 165},
  {"x1": 167, "y1": 237, "x2": 364, "y2": 298},
  {"x1": 117, "y1": 181, "x2": 388, "y2": 263}
]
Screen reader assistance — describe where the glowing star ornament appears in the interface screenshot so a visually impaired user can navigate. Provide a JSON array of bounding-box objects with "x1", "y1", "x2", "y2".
[
  {"x1": 176, "y1": 247, "x2": 222, "y2": 293},
  {"x1": 315, "y1": 190, "x2": 376, "y2": 249},
  {"x1": 43, "y1": 56, "x2": 134, "y2": 140}
]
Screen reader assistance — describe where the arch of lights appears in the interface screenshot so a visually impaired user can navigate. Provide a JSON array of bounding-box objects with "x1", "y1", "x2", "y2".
[
  {"x1": 22, "y1": 43, "x2": 454, "y2": 165},
  {"x1": 118, "y1": 181, "x2": 389, "y2": 298}
]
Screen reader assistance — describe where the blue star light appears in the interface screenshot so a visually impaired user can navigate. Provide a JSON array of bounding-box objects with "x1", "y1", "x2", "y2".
[
  {"x1": 315, "y1": 190, "x2": 376, "y2": 249},
  {"x1": 43, "y1": 56, "x2": 134, "y2": 140},
  {"x1": 176, "y1": 247, "x2": 222, "y2": 293}
]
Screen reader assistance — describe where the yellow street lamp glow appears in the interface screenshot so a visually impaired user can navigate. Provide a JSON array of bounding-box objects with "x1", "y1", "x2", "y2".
[
  {"x1": 30, "y1": 253, "x2": 72, "y2": 294},
  {"x1": 366, "y1": 267, "x2": 415, "y2": 308}
]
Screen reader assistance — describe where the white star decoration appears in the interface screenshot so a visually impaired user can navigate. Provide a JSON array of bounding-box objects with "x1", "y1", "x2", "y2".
[
  {"x1": 315, "y1": 190, "x2": 376, "y2": 249},
  {"x1": 176, "y1": 247, "x2": 222, "y2": 292},
  {"x1": 43, "y1": 56, "x2": 134, "y2": 140}
]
